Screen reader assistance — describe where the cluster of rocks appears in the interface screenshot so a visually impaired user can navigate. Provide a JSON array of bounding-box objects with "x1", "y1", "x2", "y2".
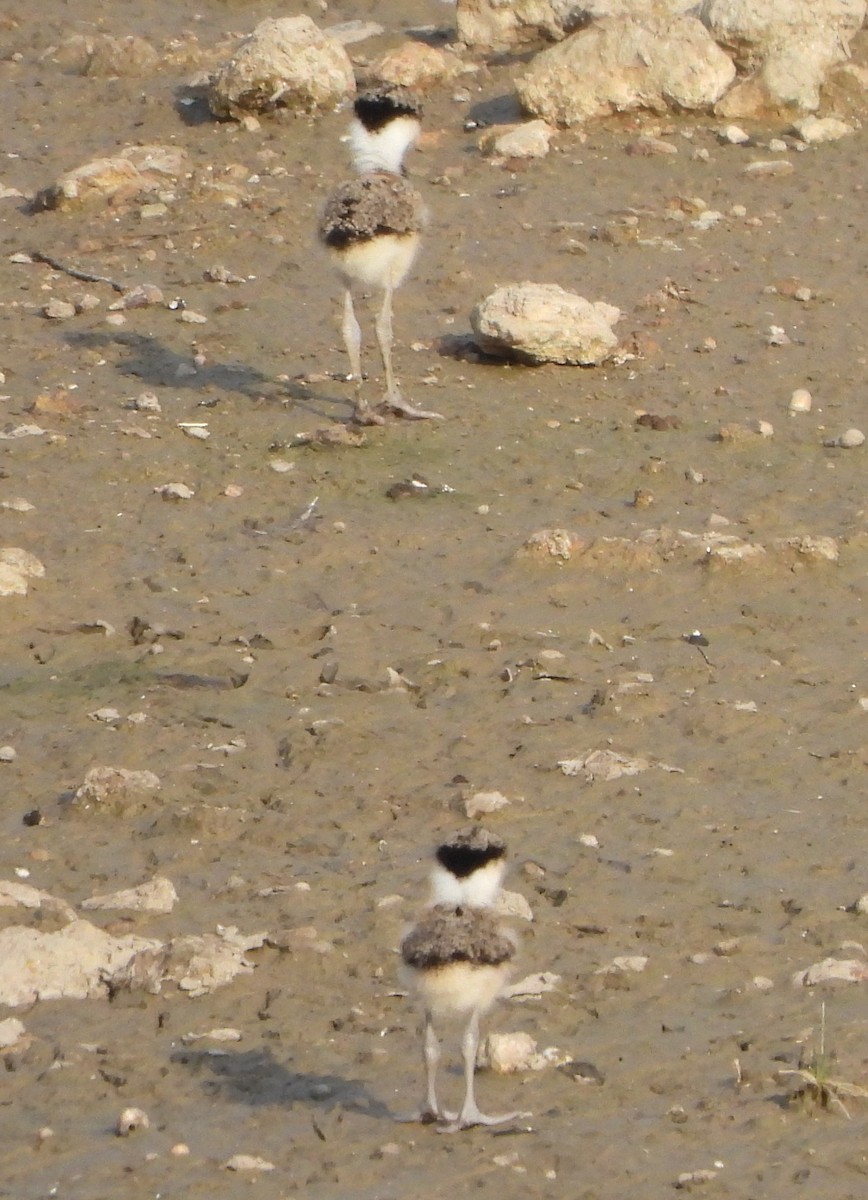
[
  {"x1": 195, "y1": 4, "x2": 868, "y2": 126},
  {"x1": 463, "y1": 0, "x2": 868, "y2": 120},
  {"x1": 518, "y1": 525, "x2": 844, "y2": 570},
  {"x1": 0, "y1": 874, "x2": 266, "y2": 1007}
]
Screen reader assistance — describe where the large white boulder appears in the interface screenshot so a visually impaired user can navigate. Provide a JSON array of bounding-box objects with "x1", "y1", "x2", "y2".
[
  {"x1": 471, "y1": 282, "x2": 621, "y2": 365},
  {"x1": 457, "y1": 0, "x2": 570, "y2": 47},
  {"x1": 517, "y1": 14, "x2": 736, "y2": 126},
  {"x1": 208, "y1": 16, "x2": 354, "y2": 119},
  {"x1": 701, "y1": 0, "x2": 867, "y2": 112}
]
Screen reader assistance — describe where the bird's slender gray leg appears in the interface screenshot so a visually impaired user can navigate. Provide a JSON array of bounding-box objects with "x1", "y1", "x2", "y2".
[
  {"x1": 438, "y1": 1009, "x2": 527, "y2": 1133},
  {"x1": 395, "y1": 1011, "x2": 456, "y2": 1124},
  {"x1": 423, "y1": 1012, "x2": 443, "y2": 1118},
  {"x1": 374, "y1": 285, "x2": 396, "y2": 396},
  {"x1": 374, "y1": 286, "x2": 444, "y2": 421},
  {"x1": 342, "y1": 288, "x2": 362, "y2": 383},
  {"x1": 342, "y1": 288, "x2": 383, "y2": 425}
]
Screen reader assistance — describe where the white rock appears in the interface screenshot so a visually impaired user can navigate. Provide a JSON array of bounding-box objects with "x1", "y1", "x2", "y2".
[
  {"x1": 503, "y1": 971, "x2": 562, "y2": 998},
  {"x1": 855, "y1": 895, "x2": 868, "y2": 915},
  {"x1": 208, "y1": 16, "x2": 354, "y2": 119},
  {"x1": 459, "y1": 0, "x2": 698, "y2": 48},
  {"x1": 791, "y1": 115, "x2": 855, "y2": 143},
  {"x1": 154, "y1": 482, "x2": 195, "y2": 499},
  {"x1": 74, "y1": 765, "x2": 161, "y2": 808},
  {"x1": 494, "y1": 889, "x2": 534, "y2": 922},
  {"x1": 134, "y1": 391, "x2": 162, "y2": 412},
  {"x1": 224, "y1": 1154, "x2": 276, "y2": 1172},
  {"x1": 181, "y1": 1027, "x2": 243, "y2": 1043},
  {"x1": 479, "y1": 1030, "x2": 539, "y2": 1073},
  {"x1": 837, "y1": 428, "x2": 865, "y2": 448},
  {"x1": 44, "y1": 299, "x2": 77, "y2": 321},
  {"x1": 0, "y1": 424, "x2": 46, "y2": 440},
  {"x1": 0, "y1": 746, "x2": 16, "y2": 762},
  {"x1": 596, "y1": 954, "x2": 649, "y2": 974},
  {"x1": 464, "y1": 789, "x2": 512, "y2": 818},
  {"x1": 720, "y1": 123, "x2": 750, "y2": 142},
  {"x1": 35, "y1": 145, "x2": 184, "y2": 211},
  {"x1": 371, "y1": 42, "x2": 463, "y2": 89},
  {"x1": 0, "y1": 1017, "x2": 27, "y2": 1048},
  {"x1": 81, "y1": 876, "x2": 179, "y2": 914},
  {"x1": 116, "y1": 1107, "x2": 150, "y2": 1136},
  {"x1": 0, "y1": 564, "x2": 28, "y2": 596},
  {"x1": 703, "y1": 0, "x2": 866, "y2": 114},
  {"x1": 516, "y1": 15, "x2": 735, "y2": 127},
  {"x1": 0, "y1": 920, "x2": 161, "y2": 1006},
  {"x1": 742, "y1": 159, "x2": 793, "y2": 175},
  {"x1": 559, "y1": 748, "x2": 649, "y2": 781},
  {"x1": 0, "y1": 547, "x2": 45, "y2": 578},
  {"x1": 483, "y1": 119, "x2": 556, "y2": 158},
  {"x1": 700, "y1": 0, "x2": 866, "y2": 60},
  {"x1": 89, "y1": 706, "x2": 122, "y2": 723},
  {"x1": 0, "y1": 880, "x2": 76, "y2": 921},
  {"x1": 164, "y1": 926, "x2": 267, "y2": 997},
  {"x1": 471, "y1": 282, "x2": 620, "y2": 365},
  {"x1": 788, "y1": 387, "x2": 812, "y2": 413},
  {"x1": 457, "y1": 0, "x2": 568, "y2": 47},
  {"x1": 792, "y1": 957, "x2": 868, "y2": 987}
]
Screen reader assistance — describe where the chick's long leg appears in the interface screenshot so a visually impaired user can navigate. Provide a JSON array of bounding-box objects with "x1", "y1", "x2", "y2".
[
  {"x1": 341, "y1": 288, "x2": 383, "y2": 426},
  {"x1": 437, "y1": 1009, "x2": 527, "y2": 1133},
  {"x1": 375, "y1": 285, "x2": 444, "y2": 421},
  {"x1": 395, "y1": 1011, "x2": 456, "y2": 1124}
]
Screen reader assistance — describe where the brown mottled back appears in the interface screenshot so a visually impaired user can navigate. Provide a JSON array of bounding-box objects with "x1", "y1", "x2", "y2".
[
  {"x1": 319, "y1": 173, "x2": 425, "y2": 249},
  {"x1": 401, "y1": 905, "x2": 516, "y2": 971}
]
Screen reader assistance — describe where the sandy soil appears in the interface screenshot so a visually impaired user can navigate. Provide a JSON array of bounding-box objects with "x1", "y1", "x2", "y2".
[{"x1": 2, "y1": 2, "x2": 868, "y2": 1197}]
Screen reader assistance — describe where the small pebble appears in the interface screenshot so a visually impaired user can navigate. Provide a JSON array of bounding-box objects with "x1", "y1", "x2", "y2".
[
  {"x1": 788, "y1": 388, "x2": 812, "y2": 414},
  {"x1": 224, "y1": 1154, "x2": 275, "y2": 1172},
  {"x1": 180, "y1": 424, "x2": 210, "y2": 441},
  {"x1": 0, "y1": 746, "x2": 17, "y2": 762},
  {"x1": 134, "y1": 391, "x2": 161, "y2": 412},
  {"x1": 43, "y1": 299, "x2": 76, "y2": 321},
  {"x1": 116, "y1": 1107, "x2": 150, "y2": 1136},
  {"x1": 837, "y1": 428, "x2": 865, "y2": 449},
  {"x1": 170, "y1": 1143, "x2": 190, "y2": 1156},
  {"x1": 154, "y1": 482, "x2": 195, "y2": 499}
]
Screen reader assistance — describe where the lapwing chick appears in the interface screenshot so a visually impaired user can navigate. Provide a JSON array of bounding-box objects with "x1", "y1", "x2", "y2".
[
  {"x1": 319, "y1": 84, "x2": 443, "y2": 425},
  {"x1": 399, "y1": 827, "x2": 526, "y2": 1132}
]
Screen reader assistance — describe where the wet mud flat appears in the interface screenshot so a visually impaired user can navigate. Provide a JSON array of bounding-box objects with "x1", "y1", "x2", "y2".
[{"x1": 2, "y1": 2, "x2": 868, "y2": 1197}]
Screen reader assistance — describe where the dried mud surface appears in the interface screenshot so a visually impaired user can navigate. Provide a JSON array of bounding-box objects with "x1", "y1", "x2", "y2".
[{"x1": 2, "y1": 3, "x2": 868, "y2": 1197}]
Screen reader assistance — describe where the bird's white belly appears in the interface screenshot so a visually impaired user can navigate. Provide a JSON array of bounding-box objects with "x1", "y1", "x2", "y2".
[
  {"x1": 403, "y1": 961, "x2": 509, "y2": 1019},
  {"x1": 335, "y1": 232, "x2": 420, "y2": 290}
]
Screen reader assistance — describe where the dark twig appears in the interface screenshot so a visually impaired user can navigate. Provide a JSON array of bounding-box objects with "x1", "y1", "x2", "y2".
[{"x1": 29, "y1": 250, "x2": 126, "y2": 294}]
